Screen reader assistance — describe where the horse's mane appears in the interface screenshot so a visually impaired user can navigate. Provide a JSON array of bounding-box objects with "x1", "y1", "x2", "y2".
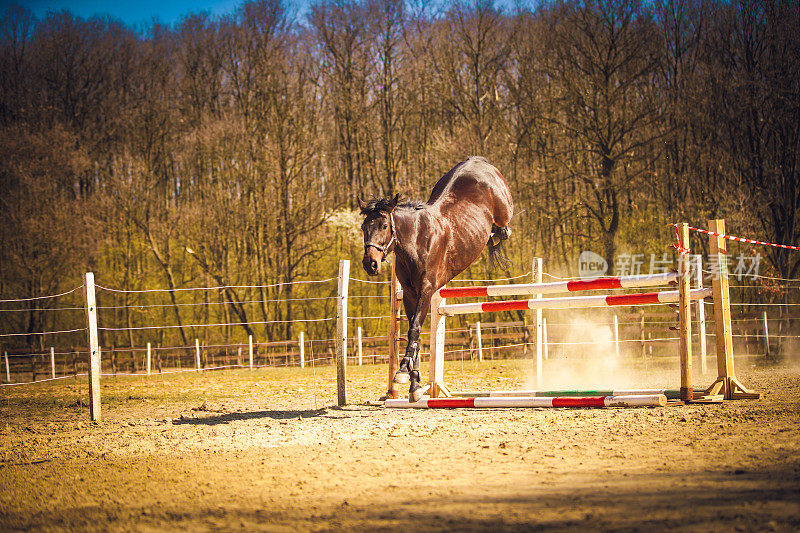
[{"x1": 360, "y1": 197, "x2": 424, "y2": 215}]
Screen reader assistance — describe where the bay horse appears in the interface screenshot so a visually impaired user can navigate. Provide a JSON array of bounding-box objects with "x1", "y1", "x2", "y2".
[{"x1": 358, "y1": 156, "x2": 513, "y2": 402}]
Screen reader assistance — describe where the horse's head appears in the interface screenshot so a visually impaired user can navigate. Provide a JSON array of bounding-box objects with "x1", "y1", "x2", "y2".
[{"x1": 358, "y1": 194, "x2": 399, "y2": 276}]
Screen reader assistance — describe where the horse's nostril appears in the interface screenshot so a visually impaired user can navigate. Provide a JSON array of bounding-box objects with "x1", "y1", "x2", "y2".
[{"x1": 370, "y1": 260, "x2": 378, "y2": 272}]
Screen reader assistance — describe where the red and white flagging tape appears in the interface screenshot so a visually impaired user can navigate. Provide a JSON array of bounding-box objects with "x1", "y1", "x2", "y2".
[{"x1": 677, "y1": 225, "x2": 800, "y2": 252}]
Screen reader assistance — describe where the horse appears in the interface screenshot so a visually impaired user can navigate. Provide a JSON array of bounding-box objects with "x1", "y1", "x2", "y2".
[{"x1": 358, "y1": 156, "x2": 513, "y2": 402}]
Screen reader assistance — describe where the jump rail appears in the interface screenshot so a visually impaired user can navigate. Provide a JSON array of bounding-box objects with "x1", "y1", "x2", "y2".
[
  {"x1": 438, "y1": 288, "x2": 711, "y2": 316},
  {"x1": 386, "y1": 394, "x2": 668, "y2": 409},
  {"x1": 438, "y1": 272, "x2": 677, "y2": 299}
]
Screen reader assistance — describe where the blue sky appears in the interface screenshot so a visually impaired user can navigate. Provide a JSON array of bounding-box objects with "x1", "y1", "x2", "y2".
[{"x1": 4, "y1": 0, "x2": 249, "y2": 26}]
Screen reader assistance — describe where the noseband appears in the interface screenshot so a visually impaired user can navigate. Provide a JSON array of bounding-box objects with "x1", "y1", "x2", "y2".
[{"x1": 364, "y1": 212, "x2": 397, "y2": 261}]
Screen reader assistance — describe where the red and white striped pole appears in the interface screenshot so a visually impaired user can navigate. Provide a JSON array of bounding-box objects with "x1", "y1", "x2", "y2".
[
  {"x1": 438, "y1": 272, "x2": 676, "y2": 299},
  {"x1": 438, "y1": 287, "x2": 711, "y2": 317},
  {"x1": 385, "y1": 394, "x2": 667, "y2": 409}
]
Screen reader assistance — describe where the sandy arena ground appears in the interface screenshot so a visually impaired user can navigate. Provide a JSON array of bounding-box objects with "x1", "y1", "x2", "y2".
[{"x1": 1, "y1": 357, "x2": 799, "y2": 531}]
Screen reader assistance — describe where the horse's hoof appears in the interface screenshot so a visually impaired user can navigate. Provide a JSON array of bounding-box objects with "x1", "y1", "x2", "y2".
[
  {"x1": 409, "y1": 388, "x2": 424, "y2": 403},
  {"x1": 393, "y1": 371, "x2": 410, "y2": 384}
]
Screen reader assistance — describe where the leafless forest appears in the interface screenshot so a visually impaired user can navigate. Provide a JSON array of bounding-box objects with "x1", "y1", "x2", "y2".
[{"x1": 1, "y1": 0, "x2": 798, "y2": 352}]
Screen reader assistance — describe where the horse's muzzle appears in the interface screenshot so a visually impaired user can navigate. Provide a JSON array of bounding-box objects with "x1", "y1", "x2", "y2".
[{"x1": 362, "y1": 254, "x2": 381, "y2": 276}]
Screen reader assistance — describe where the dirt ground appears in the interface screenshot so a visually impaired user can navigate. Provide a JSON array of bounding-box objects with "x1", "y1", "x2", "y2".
[{"x1": 1, "y1": 357, "x2": 799, "y2": 532}]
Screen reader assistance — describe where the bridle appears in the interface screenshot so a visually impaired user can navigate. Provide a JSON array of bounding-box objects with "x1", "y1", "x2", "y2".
[{"x1": 364, "y1": 211, "x2": 397, "y2": 261}]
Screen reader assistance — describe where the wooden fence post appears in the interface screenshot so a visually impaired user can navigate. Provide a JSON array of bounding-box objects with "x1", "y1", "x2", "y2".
[
  {"x1": 146, "y1": 342, "x2": 151, "y2": 376},
  {"x1": 335, "y1": 259, "x2": 350, "y2": 406},
  {"x1": 84, "y1": 272, "x2": 101, "y2": 422},
  {"x1": 248, "y1": 335, "x2": 253, "y2": 370},
  {"x1": 476, "y1": 321, "x2": 483, "y2": 362},
  {"x1": 195, "y1": 339, "x2": 201, "y2": 370},
  {"x1": 613, "y1": 315, "x2": 620, "y2": 359},
  {"x1": 677, "y1": 223, "x2": 693, "y2": 402},
  {"x1": 357, "y1": 326, "x2": 363, "y2": 366},
  {"x1": 707, "y1": 219, "x2": 759, "y2": 399},
  {"x1": 542, "y1": 318, "x2": 549, "y2": 361},
  {"x1": 4, "y1": 351, "x2": 9, "y2": 383},
  {"x1": 387, "y1": 254, "x2": 401, "y2": 399},
  {"x1": 299, "y1": 332, "x2": 305, "y2": 368},
  {"x1": 640, "y1": 313, "x2": 646, "y2": 358},
  {"x1": 50, "y1": 347, "x2": 56, "y2": 379},
  {"x1": 695, "y1": 255, "x2": 707, "y2": 374},
  {"x1": 533, "y1": 257, "x2": 543, "y2": 387},
  {"x1": 762, "y1": 312, "x2": 770, "y2": 358}
]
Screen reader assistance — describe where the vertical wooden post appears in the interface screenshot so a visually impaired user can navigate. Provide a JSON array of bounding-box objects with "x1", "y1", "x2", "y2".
[
  {"x1": 613, "y1": 315, "x2": 620, "y2": 359},
  {"x1": 50, "y1": 347, "x2": 56, "y2": 379},
  {"x1": 640, "y1": 313, "x2": 646, "y2": 358},
  {"x1": 335, "y1": 259, "x2": 350, "y2": 406},
  {"x1": 542, "y1": 318, "x2": 549, "y2": 361},
  {"x1": 4, "y1": 351, "x2": 9, "y2": 382},
  {"x1": 146, "y1": 342, "x2": 151, "y2": 376},
  {"x1": 387, "y1": 254, "x2": 401, "y2": 399},
  {"x1": 533, "y1": 257, "x2": 543, "y2": 387},
  {"x1": 695, "y1": 255, "x2": 708, "y2": 374},
  {"x1": 357, "y1": 326, "x2": 363, "y2": 366},
  {"x1": 428, "y1": 288, "x2": 448, "y2": 397},
  {"x1": 677, "y1": 223, "x2": 693, "y2": 402},
  {"x1": 476, "y1": 321, "x2": 483, "y2": 362},
  {"x1": 195, "y1": 339, "x2": 201, "y2": 370},
  {"x1": 248, "y1": 335, "x2": 253, "y2": 370},
  {"x1": 84, "y1": 272, "x2": 101, "y2": 422},
  {"x1": 707, "y1": 219, "x2": 759, "y2": 399},
  {"x1": 762, "y1": 312, "x2": 770, "y2": 358},
  {"x1": 299, "y1": 332, "x2": 305, "y2": 368}
]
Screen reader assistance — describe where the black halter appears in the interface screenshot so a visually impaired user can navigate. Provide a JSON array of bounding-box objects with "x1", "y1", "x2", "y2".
[{"x1": 364, "y1": 211, "x2": 397, "y2": 260}]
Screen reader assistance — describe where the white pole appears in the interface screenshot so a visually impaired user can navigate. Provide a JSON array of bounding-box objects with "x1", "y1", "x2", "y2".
[
  {"x1": 696, "y1": 255, "x2": 707, "y2": 374},
  {"x1": 335, "y1": 259, "x2": 350, "y2": 406},
  {"x1": 248, "y1": 335, "x2": 253, "y2": 370},
  {"x1": 429, "y1": 288, "x2": 446, "y2": 397},
  {"x1": 299, "y1": 332, "x2": 305, "y2": 368},
  {"x1": 543, "y1": 318, "x2": 549, "y2": 361},
  {"x1": 195, "y1": 339, "x2": 201, "y2": 370},
  {"x1": 146, "y1": 342, "x2": 151, "y2": 376},
  {"x1": 762, "y1": 312, "x2": 770, "y2": 358},
  {"x1": 357, "y1": 326, "x2": 363, "y2": 366},
  {"x1": 50, "y1": 347, "x2": 56, "y2": 379},
  {"x1": 533, "y1": 257, "x2": 543, "y2": 387},
  {"x1": 4, "y1": 351, "x2": 9, "y2": 383},
  {"x1": 84, "y1": 272, "x2": 101, "y2": 422},
  {"x1": 476, "y1": 321, "x2": 483, "y2": 362},
  {"x1": 613, "y1": 314, "x2": 620, "y2": 358}
]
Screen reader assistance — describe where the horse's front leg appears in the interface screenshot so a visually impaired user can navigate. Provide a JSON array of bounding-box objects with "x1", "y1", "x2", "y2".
[
  {"x1": 404, "y1": 287, "x2": 434, "y2": 403},
  {"x1": 394, "y1": 288, "x2": 419, "y2": 385}
]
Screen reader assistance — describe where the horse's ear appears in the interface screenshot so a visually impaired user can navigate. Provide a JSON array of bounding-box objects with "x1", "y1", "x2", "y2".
[
  {"x1": 389, "y1": 193, "x2": 399, "y2": 211},
  {"x1": 357, "y1": 195, "x2": 367, "y2": 211}
]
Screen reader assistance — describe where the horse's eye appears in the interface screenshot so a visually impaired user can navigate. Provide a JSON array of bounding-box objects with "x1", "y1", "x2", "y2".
[{"x1": 382, "y1": 224, "x2": 388, "y2": 229}]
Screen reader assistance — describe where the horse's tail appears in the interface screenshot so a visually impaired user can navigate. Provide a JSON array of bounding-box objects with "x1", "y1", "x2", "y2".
[{"x1": 487, "y1": 225, "x2": 512, "y2": 270}]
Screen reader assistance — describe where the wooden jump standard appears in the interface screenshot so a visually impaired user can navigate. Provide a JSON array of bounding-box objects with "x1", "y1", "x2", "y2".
[{"x1": 385, "y1": 220, "x2": 759, "y2": 408}]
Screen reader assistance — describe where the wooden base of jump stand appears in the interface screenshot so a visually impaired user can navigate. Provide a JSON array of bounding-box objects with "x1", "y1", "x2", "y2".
[{"x1": 706, "y1": 376, "x2": 760, "y2": 400}]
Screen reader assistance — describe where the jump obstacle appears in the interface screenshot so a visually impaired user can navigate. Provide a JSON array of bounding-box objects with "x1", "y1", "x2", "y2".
[{"x1": 384, "y1": 220, "x2": 759, "y2": 408}]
